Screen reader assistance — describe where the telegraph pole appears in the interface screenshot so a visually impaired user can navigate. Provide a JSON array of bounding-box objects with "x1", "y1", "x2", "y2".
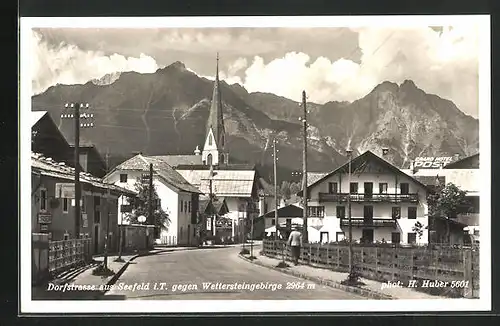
[
  {"x1": 273, "y1": 138, "x2": 279, "y2": 240},
  {"x1": 148, "y1": 163, "x2": 154, "y2": 225},
  {"x1": 61, "y1": 102, "x2": 93, "y2": 239},
  {"x1": 300, "y1": 91, "x2": 309, "y2": 243}
]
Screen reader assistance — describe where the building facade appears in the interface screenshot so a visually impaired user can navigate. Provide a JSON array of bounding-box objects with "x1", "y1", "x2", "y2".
[
  {"x1": 298, "y1": 151, "x2": 430, "y2": 245},
  {"x1": 103, "y1": 154, "x2": 202, "y2": 246},
  {"x1": 31, "y1": 152, "x2": 136, "y2": 255},
  {"x1": 402, "y1": 152, "x2": 480, "y2": 243}
]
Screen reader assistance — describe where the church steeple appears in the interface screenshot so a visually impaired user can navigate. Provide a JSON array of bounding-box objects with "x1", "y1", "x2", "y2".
[{"x1": 202, "y1": 52, "x2": 228, "y2": 166}]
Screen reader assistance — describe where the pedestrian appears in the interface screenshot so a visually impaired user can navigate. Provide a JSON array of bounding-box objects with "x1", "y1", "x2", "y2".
[{"x1": 287, "y1": 226, "x2": 302, "y2": 265}]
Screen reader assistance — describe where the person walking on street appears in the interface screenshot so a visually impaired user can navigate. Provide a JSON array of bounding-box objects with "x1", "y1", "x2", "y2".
[{"x1": 287, "y1": 226, "x2": 302, "y2": 265}]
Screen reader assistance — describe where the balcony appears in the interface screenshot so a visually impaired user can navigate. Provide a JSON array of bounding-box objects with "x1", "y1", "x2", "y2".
[
  {"x1": 340, "y1": 218, "x2": 397, "y2": 228},
  {"x1": 318, "y1": 192, "x2": 419, "y2": 203}
]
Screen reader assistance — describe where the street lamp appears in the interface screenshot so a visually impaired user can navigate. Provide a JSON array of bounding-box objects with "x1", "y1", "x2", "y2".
[{"x1": 346, "y1": 148, "x2": 354, "y2": 281}]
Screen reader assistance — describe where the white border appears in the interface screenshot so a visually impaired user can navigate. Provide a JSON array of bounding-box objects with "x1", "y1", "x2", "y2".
[{"x1": 20, "y1": 15, "x2": 491, "y2": 314}]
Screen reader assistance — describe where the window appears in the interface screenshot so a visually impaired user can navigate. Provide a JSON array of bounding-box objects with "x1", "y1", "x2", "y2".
[
  {"x1": 40, "y1": 189, "x2": 47, "y2": 211},
  {"x1": 473, "y1": 229, "x2": 479, "y2": 236},
  {"x1": 336, "y1": 206, "x2": 346, "y2": 219},
  {"x1": 94, "y1": 196, "x2": 100, "y2": 209},
  {"x1": 120, "y1": 174, "x2": 128, "y2": 183},
  {"x1": 63, "y1": 198, "x2": 69, "y2": 213},
  {"x1": 184, "y1": 201, "x2": 188, "y2": 213},
  {"x1": 94, "y1": 211, "x2": 101, "y2": 224},
  {"x1": 81, "y1": 196, "x2": 86, "y2": 213},
  {"x1": 391, "y1": 232, "x2": 401, "y2": 244},
  {"x1": 328, "y1": 182, "x2": 338, "y2": 194},
  {"x1": 307, "y1": 206, "x2": 325, "y2": 217},
  {"x1": 208, "y1": 134, "x2": 213, "y2": 146},
  {"x1": 286, "y1": 218, "x2": 292, "y2": 226},
  {"x1": 392, "y1": 207, "x2": 401, "y2": 219},
  {"x1": 379, "y1": 183, "x2": 388, "y2": 194},
  {"x1": 180, "y1": 200, "x2": 183, "y2": 212},
  {"x1": 350, "y1": 182, "x2": 358, "y2": 193},
  {"x1": 336, "y1": 232, "x2": 345, "y2": 242},
  {"x1": 400, "y1": 183, "x2": 409, "y2": 195},
  {"x1": 408, "y1": 207, "x2": 417, "y2": 219},
  {"x1": 363, "y1": 206, "x2": 373, "y2": 220},
  {"x1": 407, "y1": 232, "x2": 417, "y2": 244},
  {"x1": 188, "y1": 201, "x2": 191, "y2": 213},
  {"x1": 271, "y1": 219, "x2": 275, "y2": 226}
]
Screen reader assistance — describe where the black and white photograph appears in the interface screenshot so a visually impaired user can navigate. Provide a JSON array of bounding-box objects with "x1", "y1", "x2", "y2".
[{"x1": 20, "y1": 15, "x2": 491, "y2": 313}]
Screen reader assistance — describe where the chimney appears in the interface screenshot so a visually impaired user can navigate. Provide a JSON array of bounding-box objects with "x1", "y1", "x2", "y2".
[
  {"x1": 410, "y1": 160, "x2": 416, "y2": 174},
  {"x1": 453, "y1": 153, "x2": 460, "y2": 162},
  {"x1": 194, "y1": 145, "x2": 201, "y2": 156},
  {"x1": 382, "y1": 147, "x2": 389, "y2": 157}
]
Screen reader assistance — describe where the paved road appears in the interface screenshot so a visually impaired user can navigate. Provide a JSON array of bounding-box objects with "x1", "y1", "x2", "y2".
[{"x1": 104, "y1": 247, "x2": 364, "y2": 300}]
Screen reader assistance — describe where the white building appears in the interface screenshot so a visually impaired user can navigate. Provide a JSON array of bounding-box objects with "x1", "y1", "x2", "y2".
[
  {"x1": 103, "y1": 154, "x2": 203, "y2": 246},
  {"x1": 298, "y1": 150, "x2": 430, "y2": 245},
  {"x1": 401, "y1": 153, "x2": 480, "y2": 241}
]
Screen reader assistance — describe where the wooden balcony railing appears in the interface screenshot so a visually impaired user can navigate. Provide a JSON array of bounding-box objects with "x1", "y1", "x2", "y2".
[
  {"x1": 319, "y1": 192, "x2": 419, "y2": 203},
  {"x1": 340, "y1": 218, "x2": 397, "y2": 228}
]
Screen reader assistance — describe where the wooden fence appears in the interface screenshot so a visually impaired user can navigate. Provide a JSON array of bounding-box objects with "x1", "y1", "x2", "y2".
[{"x1": 262, "y1": 240, "x2": 479, "y2": 298}]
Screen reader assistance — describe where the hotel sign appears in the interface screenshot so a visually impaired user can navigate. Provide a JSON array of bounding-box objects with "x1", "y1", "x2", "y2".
[{"x1": 414, "y1": 157, "x2": 453, "y2": 169}]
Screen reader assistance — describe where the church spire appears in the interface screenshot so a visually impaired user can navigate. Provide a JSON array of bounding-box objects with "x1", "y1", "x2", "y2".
[{"x1": 203, "y1": 52, "x2": 227, "y2": 166}]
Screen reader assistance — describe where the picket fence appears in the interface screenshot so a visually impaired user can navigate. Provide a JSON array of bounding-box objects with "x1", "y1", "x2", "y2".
[{"x1": 262, "y1": 240, "x2": 479, "y2": 298}]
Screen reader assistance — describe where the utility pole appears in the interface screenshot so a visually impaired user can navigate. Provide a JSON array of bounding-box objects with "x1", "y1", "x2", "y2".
[
  {"x1": 273, "y1": 138, "x2": 279, "y2": 240},
  {"x1": 61, "y1": 102, "x2": 93, "y2": 239},
  {"x1": 148, "y1": 163, "x2": 154, "y2": 225},
  {"x1": 300, "y1": 91, "x2": 309, "y2": 243},
  {"x1": 346, "y1": 149, "x2": 353, "y2": 277}
]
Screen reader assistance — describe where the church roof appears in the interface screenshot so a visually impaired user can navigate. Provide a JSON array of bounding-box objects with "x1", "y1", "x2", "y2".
[
  {"x1": 176, "y1": 169, "x2": 256, "y2": 197},
  {"x1": 151, "y1": 155, "x2": 203, "y2": 167},
  {"x1": 206, "y1": 53, "x2": 225, "y2": 151}
]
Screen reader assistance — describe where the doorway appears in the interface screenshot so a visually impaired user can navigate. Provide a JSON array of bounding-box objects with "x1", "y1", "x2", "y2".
[
  {"x1": 94, "y1": 224, "x2": 99, "y2": 254},
  {"x1": 363, "y1": 205, "x2": 374, "y2": 222},
  {"x1": 362, "y1": 229, "x2": 374, "y2": 243},
  {"x1": 364, "y1": 182, "x2": 373, "y2": 199},
  {"x1": 320, "y1": 232, "x2": 329, "y2": 244}
]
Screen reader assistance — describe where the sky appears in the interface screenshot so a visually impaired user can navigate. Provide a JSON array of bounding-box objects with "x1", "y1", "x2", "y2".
[{"x1": 31, "y1": 24, "x2": 480, "y2": 118}]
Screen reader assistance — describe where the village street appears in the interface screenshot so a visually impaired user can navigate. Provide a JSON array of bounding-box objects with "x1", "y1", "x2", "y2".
[{"x1": 104, "y1": 247, "x2": 364, "y2": 300}]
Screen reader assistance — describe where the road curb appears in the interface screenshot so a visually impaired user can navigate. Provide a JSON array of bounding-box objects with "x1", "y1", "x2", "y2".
[{"x1": 238, "y1": 254, "x2": 394, "y2": 300}]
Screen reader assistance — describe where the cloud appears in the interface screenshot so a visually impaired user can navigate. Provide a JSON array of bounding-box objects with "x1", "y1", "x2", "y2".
[
  {"x1": 31, "y1": 30, "x2": 160, "y2": 95},
  {"x1": 225, "y1": 26, "x2": 479, "y2": 117}
]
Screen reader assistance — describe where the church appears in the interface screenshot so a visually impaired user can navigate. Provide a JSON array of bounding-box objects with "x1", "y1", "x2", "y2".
[{"x1": 150, "y1": 53, "x2": 270, "y2": 243}]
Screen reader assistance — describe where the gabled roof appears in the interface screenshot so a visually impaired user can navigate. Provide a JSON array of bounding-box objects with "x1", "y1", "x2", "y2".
[
  {"x1": 151, "y1": 155, "x2": 203, "y2": 167},
  {"x1": 444, "y1": 153, "x2": 479, "y2": 169},
  {"x1": 401, "y1": 168, "x2": 479, "y2": 194},
  {"x1": 31, "y1": 111, "x2": 47, "y2": 127},
  {"x1": 104, "y1": 154, "x2": 202, "y2": 194},
  {"x1": 297, "y1": 150, "x2": 429, "y2": 196},
  {"x1": 260, "y1": 204, "x2": 303, "y2": 218},
  {"x1": 31, "y1": 152, "x2": 136, "y2": 196},
  {"x1": 176, "y1": 169, "x2": 256, "y2": 197},
  {"x1": 198, "y1": 197, "x2": 229, "y2": 215},
  {"x1": 300, "y1": 172, "x2": 329, "y2": 189}
]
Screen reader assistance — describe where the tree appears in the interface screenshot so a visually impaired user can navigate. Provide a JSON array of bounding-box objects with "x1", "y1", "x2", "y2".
[
  {"x1": 126, "y1": 178, "x2": 170, "y2": 234},
  {"x1": 280, "y1": 181, "x2": 291, "y2": 200},
  {"x1": 412, "y1": 221, "x2": 425, "y2": 244},
  {"x1": 427, "y1": 182, "x2": 468, "y2": 243},
  {"x1": 289, "y1": 182, "x2": 301, "y2": 196}
]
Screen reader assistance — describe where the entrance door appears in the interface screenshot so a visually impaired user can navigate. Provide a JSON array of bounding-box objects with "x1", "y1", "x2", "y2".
[
  {"x1": 362, "y1": 229, "x2": 374, "y2": 243},
  {"x1": 94, "y1": 225, "x2": 99, "y2": 254},
  {"x1": 364, "y1": 182, "x2": 373, "y2": 199},
  {"x1": 320, "y1": 232, "x2": 329, "y2": 244},
  {"x1": 363, "y1": 206, "x2": 373, "y2": 223}
]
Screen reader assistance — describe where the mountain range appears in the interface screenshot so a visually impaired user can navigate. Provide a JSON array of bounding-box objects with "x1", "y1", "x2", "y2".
[{"x1": 31, "y1": 61, "x2": 479, "y2": 182}]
